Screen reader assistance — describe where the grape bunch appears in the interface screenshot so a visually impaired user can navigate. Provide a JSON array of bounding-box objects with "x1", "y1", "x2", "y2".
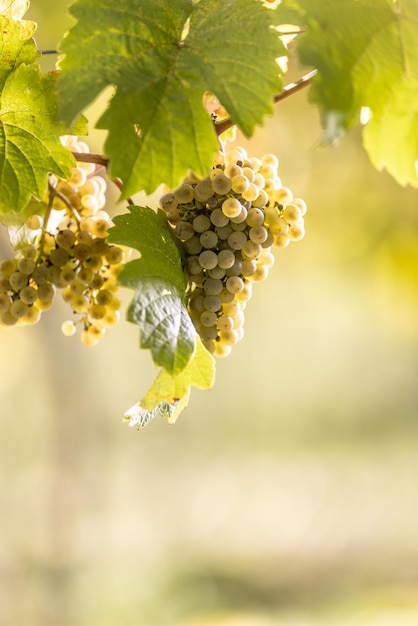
[
  {"x1": 160, "y1": 145, "x2": 307, "y2": 358},
  {"x1": 0, "y1": 136, "x2": 126, "y2": 346}
]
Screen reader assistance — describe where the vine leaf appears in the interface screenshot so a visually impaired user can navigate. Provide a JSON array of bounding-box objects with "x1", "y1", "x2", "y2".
[
  {"x1": 109, "y1": 206, "x2": 197, "y2": 375},
  {"x1": 277, "y1": 0, "x2": 418, "y2": 187},
  {"x1": 0, "y1": 14, "x2": 38, "y2": 89},
  {"x1": 57, "y1": 0, "x2": 285, "y2": 197},
  {"x1": 0, "y1": 65, "x2": 85, "y2": 218},
  {"x1": 123, "y1": 337, "x2": 215, "y2": 430},
  {"x1": 0, "y1": 0, "x2": 31, "y2": 20}
]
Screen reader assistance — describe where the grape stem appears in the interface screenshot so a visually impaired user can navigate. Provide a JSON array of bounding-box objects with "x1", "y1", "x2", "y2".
[
  {"x1": 72, "y1": 152, "x2": 110, "y2": 167},
  {"x1": 71, "y1": 153, "x2": 135, "y2": 204},
  {"x1": 35, "y1": 181, "x2": 55, "y2": 263},
  {"x1": 214, "y1": 69, "x2": 318, "y2": 137},
  {"x1": 111, "y1": 178, "x2": 135, "y2": 206},
  {"x1": 48, "y1": 180, "x2": 82, "y2": 223}
]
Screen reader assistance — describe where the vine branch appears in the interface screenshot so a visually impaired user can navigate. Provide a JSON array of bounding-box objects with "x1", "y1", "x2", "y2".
[
  {"x1": 71, "y1": 152, "x2": 110, "y2": 167},
  {"x1": 214, "y1": 69, "x2": 318, "y2": 137}
]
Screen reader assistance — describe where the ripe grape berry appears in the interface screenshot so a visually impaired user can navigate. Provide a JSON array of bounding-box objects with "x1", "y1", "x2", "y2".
[
  {"x1": 160, "y1": 145, "x2": 307, "y2": 357},
  {"x1": 0, "y1": 136, "x2": 127, "y2": 346}
]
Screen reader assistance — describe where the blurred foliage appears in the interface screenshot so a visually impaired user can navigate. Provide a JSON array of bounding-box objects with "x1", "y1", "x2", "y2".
[{"x1": 0, "y1": 2, "x2": 417, "y2": 625}]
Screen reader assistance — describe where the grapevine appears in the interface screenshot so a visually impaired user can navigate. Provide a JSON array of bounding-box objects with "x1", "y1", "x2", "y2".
[{"x1": 0, "y1": 0, "x2": 416, "y2": 429}]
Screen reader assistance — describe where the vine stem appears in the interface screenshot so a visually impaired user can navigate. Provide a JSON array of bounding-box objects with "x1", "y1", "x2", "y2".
[
  {"x1": 71, "y1": 152, "x2": 110, "y2": 167},
  {"x1": 214, "y1": 69, "x2": 318, "y2": 137}
]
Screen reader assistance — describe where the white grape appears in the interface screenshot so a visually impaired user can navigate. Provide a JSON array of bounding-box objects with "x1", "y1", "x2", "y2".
[{"x1": 221, "y1": 197, "x2": 242, "y2": 218}]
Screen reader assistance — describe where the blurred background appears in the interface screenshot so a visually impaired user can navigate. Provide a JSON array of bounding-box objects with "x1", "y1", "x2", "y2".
[{"x1": 0, "y1": 3, "x2": 417, "y2": 625}]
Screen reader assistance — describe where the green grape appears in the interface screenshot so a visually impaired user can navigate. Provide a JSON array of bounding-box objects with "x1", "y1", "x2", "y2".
[
  {"x1": 20, "y1": 286, "x2": 38, "y2": 305},
  {"x1": 241, "y1": 259, "x2": 256, "y2": 277},
  {"x1": 90, "y1": 304, "x2": 107, "y2": 320},
  {"x1": 96, "y1": 289, "x2": 114, "y2": 306},
  {"x1": 174, "y1": 183, "x2": 194, "y2": 204},
  {"x1": 183, "y1": 236, "x2": 202, "y2": 255},
  {"x1": 242, "y1": 240, "x2": 262, "y2": 260},
  {"x1": 187, "y1": 256, "x2": 203, "y2": 275},
  {"x1": 0, "y1": 258, "x2": 18, "y2": 277},
  {"x1": 23, "y1": 305, "x2": 41, "y2": 325},
  {"x1": 200, "y1": 230, "x2": 218, "y2": 249},
  {"x1": 219, "y1": 329, "x2": 239, "y2": 346},
  {"x1": 17, "y1": 257, "x2": 36, "y2": 275},
  {"x1": 217, "y1": 249, "x2": 236, "y2": 270},
  {"x1": 225, "y1": 260, "x2": 242, "y2": 277},
  {"x1": 230, "y1": 206, "x2": 247, "y2": 224},
  {"x1": 175, "y1": 221, "x2": 195, "y2": 241},
  {"x1": 210, "y1": 208, "x2": 229, "y2": 227},
  {"x1": 214, "y1": 342, "x2": 232, "y2": 358},
  {"x1": 56, "y1": 229, "x2": 77, "y2": 249},
  {"x1": 246, "y1": 207, "x2": 265, "y2": 227},
  {"x1": 226, "y1": 275, "x2": 244, "y2": 294},
  {"x1": 26, "y1": 214, "x2": 43, "y2": 230},
  {"x1": 105, "y1": 245, "x2": 123, "y2": 265},
  {"x1": 208, "y1": 266, "x2": 226, "y2": 279},
  {"x1": 194, "y1": 178, "x2": 214, "y2": 202},
  {"x1": 1, "y1": 310, "x2": 17, "y2": 326},
  {"x1": 22, "y1": 244, "x2": 37, "y2": 259},
  {"x1": 222, "y1": 197, "x2": 241, "y2": 218},
  {"x1": 71, "y1": 295, "x2": 89, "y2": 313},
  {"x1": 200, "y1": 310, "x2": 217, "y2": 328},
  {"x1": 78, "y1": 267, "x2": 94, "y2": 283},
  {"x1": 50, "y1": 248, "x2": 70, "y2": 267},
  {"x1": 61, "y1": 320, "x2": 77, "y2": 336},
  {"x1": 192, "y1": 214, "x2": 211, "y2": 233},
  {"x1": 252, "y1": 190, "x2": 269, "y2": 208},
  {"x1": 227, "y1": 231, "x2": 247, "y2": 251},
  {"x1": 9, "y1": 271, "x2": 28, "y2": 291},
  {"x1": 80, "y1": 325, "x2": 104, "y2": 347},
  {"x1": 241, "y1": 183, "x2": 259, "y2": 202},
  {"x1": 282, "y1": 205, "x2": 302, "y2": 225},
  {"x1": 84, "y1": 255, "x2": 102, "y2": 271},
  {"x1": 215, "y1": 224, "x2": 233, "y2": 240},
  {"x1": 199, "y1": 250, "x2": 218, "y2": 270},
  {"x1": 231, "y1": 174, "x2": 250, "y2": 194},
  {"x1": 203, "y1": 295, "x2": 222, "y2": 312},
  {"x1": 73, "y1": 243, "x2": 92, "y2": 261},
  {"x1": 60, "y1": 268, "x2": 77, "y2": 284},
  {"x1": 261, "y1": 153, "x2": 279, "y2": 169},
  {"x1": 203, "y1": 278, "x2": 223, "y2": 296},
  {"x1": 224, "y1": 164, "x2": 242, "y2": 178},
  {"x1": 200, "y1": 326, "x2": 218, "y2": 342},
  {"x1": 274, "y1": 234, "x2": 290, "y2": 248},
  {"x1": 10, "y1": 300, "x2": 29, "y2": 319},
  {"x1": 100, "y1": 309, "x2": 120, "y2": 328},
  {"x1": 37, "y1": 283, "x2": 56, "y2": 303},
  {"x1": 249, "y1": 225, "x2": 268, "y2": 244},
  {"x1": 32, "y1": 265, "x2": 49, "y2": 285},
  {"x1": 211, "y1": 173, "x2": 232, "y2": 195},
  {"x1": 0, "y1": 294, "x2": 11, "y2": 312},
  {"x1": 216, "y1": 315, "x2": 234, "y2": 332},
  {"x1": 288, "y1": 224, "x2": 305, "y2": 241}
]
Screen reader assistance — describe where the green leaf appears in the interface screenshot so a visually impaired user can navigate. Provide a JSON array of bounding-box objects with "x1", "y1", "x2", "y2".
[
  {"x1": 109, "y1": 206, "x2": 196, "y2": 374},
  {"x1": 0, "y1": 66, "x2": 78, "y2": 217},
  {"x1": 0, "y1": 14, "x2": 38, "y2": 89},
  {"x1": 123, "y1": 336, "x2": 215, "y2": 429},
  {"x1": 57, "y1": 0, "x2": 285, "y2": 196},
  {"x1": 277, "y1": 0, "x2": 418, "y2": 187}
]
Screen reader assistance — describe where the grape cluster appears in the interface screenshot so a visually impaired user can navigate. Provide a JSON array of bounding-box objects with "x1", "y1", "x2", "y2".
[
  {"x1": 0, "y1": 136, "x2": 126, "y2": 346},
  {"x1": 160, "y1": 145, "x2": 307, "y2": 358}
]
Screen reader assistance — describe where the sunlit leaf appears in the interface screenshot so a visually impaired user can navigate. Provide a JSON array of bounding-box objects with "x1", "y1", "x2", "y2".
[{"x1": 57, "y1": 0, "x2": 285, "y2": 196}]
